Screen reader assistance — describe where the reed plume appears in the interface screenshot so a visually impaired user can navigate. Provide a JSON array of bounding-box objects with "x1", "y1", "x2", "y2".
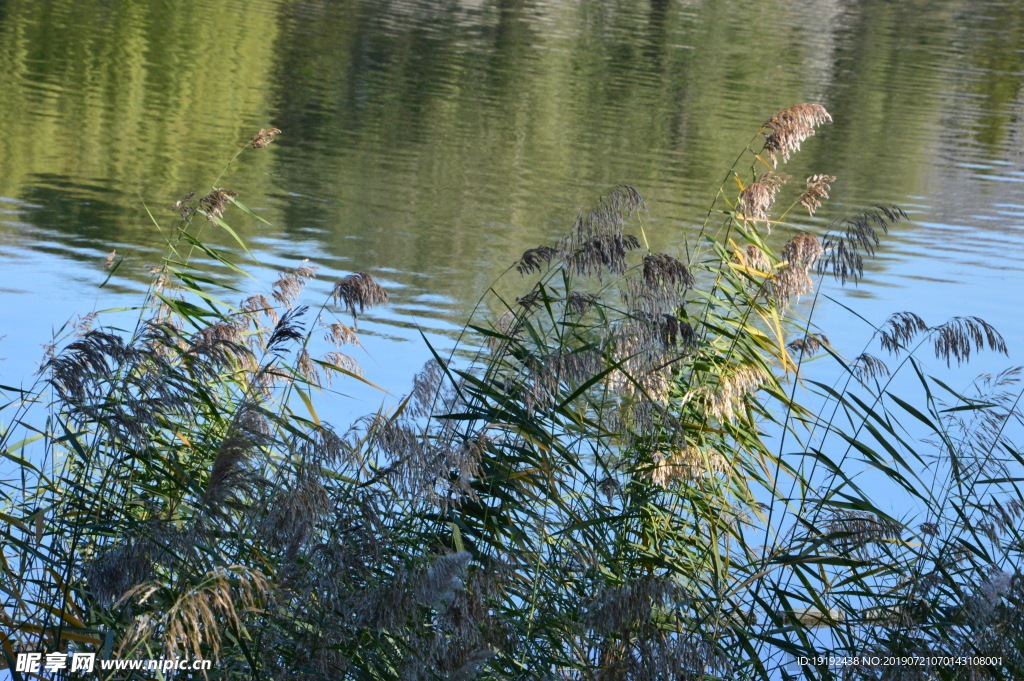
[{"x1": 762, "y1": 103, "x2": 832, "y2": 166}]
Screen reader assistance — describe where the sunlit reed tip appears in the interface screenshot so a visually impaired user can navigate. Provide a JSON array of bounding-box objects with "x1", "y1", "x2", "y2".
[
  {"x1": 799, "y1": 174, "x2": 836, "y2": 216},
  {"x1": 737, "y1": 172, "x2": 789, "y2": 228},
  {"x1": 250, "y1": 127, "x2": 282, "y2": 149},
  {"x1": 762, "y1": 103, "x2": 832, "y2": 166}
]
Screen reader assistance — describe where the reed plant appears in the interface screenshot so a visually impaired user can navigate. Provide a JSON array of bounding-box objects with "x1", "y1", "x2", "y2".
[{"x1": 1, "y1": 111, "x2": 1022, "y2": 681}]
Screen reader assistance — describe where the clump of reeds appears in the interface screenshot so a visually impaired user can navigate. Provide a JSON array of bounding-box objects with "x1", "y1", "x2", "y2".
[{"x1": 3, "y1": 106, "x2": 1024, "y2": 681}]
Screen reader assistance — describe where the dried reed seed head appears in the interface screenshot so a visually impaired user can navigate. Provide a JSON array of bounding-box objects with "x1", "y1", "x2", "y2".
[
  {"x1": 203, "y1": 430, "x2": 264, "y2": 516},
  {"x1": 604, "y1": 184, "x2": 647, "y2": 215},
  {"x1": 823, "y1": 511, "x2": 903, "y2": 551},
  {"x1": 333, "y1": 272, "x2": 389, "y2": 318},
  {"x1": 818, "y1": 205, "x2": 905, "y2": 283},
  {"x1": 800, "y1": 174, "x2": 836, "y2": 216},
  {"x1": 240, "y1": 293, "x2": 279, "y2": 326},
  {"x1": 198, "y1": 188, "x2": 238, "y2": 221},
  {"x1": 933, "y1": 316, "x2": 1007, "y2": 366},
  {"x1": 530, "y1": 348, "x2": 605, "y2": 394},
  {"x1": 272, "y1": 259, "x2": 318, "y2": 308},
  {"x1": 852, "y1": 352, "x2": 890, "y2": 381},
  {"x1": 86, "y1": 539, "x2": 157, "y2": 603},
  {"x1": 172, "y1": 192, "x2": 196, "y2": 219},
  {"x1": 787, "y1": 332, "x2": 829, "y2": 354},
  {"x1": 642, "y1": 253, "x2": 695, "y2": 290},
  {"x1": 985, "y1": 498, "x2": 1024, "y2": 535},
  {"x1": 765, "y1": 264, "x2": 813, "y2": 307},
  {"x1": 651, "y1": 446, "x2": 729, "y2": 486},
  {"x1": 296, "y1": 349, "x2": 320, "y2": 384},
  {"x1": 878, "y1": 311, "x2": 928, "y2": 354},
  {"x1": 103, "y1": 250, "x2": 116, "y2": 269},
  {"x1": 562, "y1": 232, "x2": 642, "y2": 279},
  {"x1": 119, "y1": 566, "x2": 269, "y2": 661},
  {"x1": 516, "y1": 245, "x2": 560, "y2": 276},
  {"x1": 266, "y1": 306, "x2": 307, "y2": 354},
  {"x1": 740, "y1": 244, "x2": 771, "y2": 273},
  {"x1": 487, "y1": 310, "x2": 522, "y2": 352},
  {"x1": 250, "y1": 127, "x2": 282, "y2": 148},
  {"x1": 558, "y1": 186, "x2": 645, "y2": 279},
  {"x1": 418, "y1": 551, "x2": 473, "y2": 608},
  {"x1": 782, "y1": 233, "x2": 823, "y2": 269},
  {"x1": 411, "y1": 359, "x2": 448, "y2": 417},
  {"x1": 516, "y1": 289, "x2": 544, "y2": 312},
  {"x1": 919, "y1": 522, "x2": 940, "y2": 537},
  {"x1": 260, "y1": 476, "x2": 331, "y2": 553},
  {"x1": 583, "y1": 577, "x2": 686, "y2": 637},
  {"x1": 73, "y1": 312, "x2": 98, "y2": 336},
  {"x1": 621, "y1": 275, "x2": 685, "y2": 316},
  {"x1": 762, "y1": 103, "x2": 832, "y2": 166},
  {"x1": 633, "y1": 312, "x2": 695, "y2": 348},
  {"x1": 566, "y1": 291, "x2": 598, "y2": 315},
  {"x1": 322, "y1": 352, "x2": 363, "y2": 383},
  {"x1": 597, "y1": 476, "x2": 621, "y2": 502},
  {"x1": 682, "y1": 363, "x2": 768, "y2": 423},
  {"x1": 737, "y1": 172, "x2": 789, "y2": 226}
]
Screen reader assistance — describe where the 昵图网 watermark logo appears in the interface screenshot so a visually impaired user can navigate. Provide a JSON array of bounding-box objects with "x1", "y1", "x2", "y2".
[{"x1": 15, "y1": 651, "x2": 212, "y2": 674}]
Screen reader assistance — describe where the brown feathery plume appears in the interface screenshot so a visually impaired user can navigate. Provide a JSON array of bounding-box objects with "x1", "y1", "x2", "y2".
[
  {"x1": 202, "y1": 430, "x2": 263, "y2": 517},
  {"x1": 765, "y1": 264, "x2": 813, "y2": 307},
  {"x1": 333, "y1": 272, "x2": 389, "y2": 320},
  {"x1": 266, "y1": 306, "x2": 307, "y2": 355},
  {"x1": 852, "y1": 352, "x2": 890, "y2": 381},
  {"x1": 322, "y1": 351, "x2": 363, "y2": 382},
  {"x1": 606, "y1": 314, "x2": 691, "y2": 402},
  {"x1": 73, "y1": 312, "x2": 98, "y2": 336},
  {"x1": 411, "y1": 359, "x2": 448, "y2": 418},
  {"x1": 516, "y1": 246, "x2": 560, "y2": 276},
  {"x1": 250, "y1": 127, "x2": 282, "y2": 149},
  {"x1": 788, "y1": 332, "x2": 829, "y2": 354},
  {"x1": 417, "y1": 551, "x2": 473, "y2": 608},
  {"x1": 651, "y1": 446, "x2": 729, "y2": 486},
  {"x1": 240, "y1": 294, "x2": 279, "y2": 325},
  {"x1": 272, "y1": 259, "x2": 318, "y2": 308},
  {"x1": 487, "y1": 310, "x2": 521, "y2": 353},
  {"x1": 764, "y1": 234, "x2": 822, "y2": 307},
  {"x1": 566, "y1": 291, "x2": 598, "y2": 315},
  {"x1": 324, "y1": 321, "x2": 359, "y2": 347},
  {"x1": 822, "y1": 511, "x2": 903, "y2": 554},
  {"x1": 737, "y1": 172, "x2": 789, "y2": 228},
  {"x1": 733, "y1": 244, "x2": 772, "y2": 275},
  {"x1": 172, "y1": 192, "x2": 196, "y2": 219},
  {"x1": 516, "y1": 289, "x2": 544, "y2": 312},
  {"x1": 259, "y1": 475, "x2": 331, "y2": 556},
  {"x1": 643, "y1": 253, "x2": 695, "y2": 290},
  {"x1": 800, "y1": 174, "x2": 836, "y2": 216},
  {"x1": 198, "y1": 188, "x2": 238, "y2": 222},
  {"x1": 296, "y1": 349, "x2": 320, "y2": 384},
  {"x1": 932, "y1": 316, "x2": 1007, "y2": 366},
  {"x1": 104, "y1": 250, "x2": 116, "y2": 269},
  {"x1": 818, "y1": 205, "x2": 906, "y2": 283},
  {"x1": 683, "y1": 364, "x2": 768, "y2": 423},
  {"x1": 560, "y1": 186, "x2": 645, "y2": 279},
  {"x1": 117, "y1": 565, "x2": 270, "y2": 663},
  {"x1": 762, "y1": 103, "x2": 832, "y2": 166},
  {"x1": 86, "y1": 538, "x2": 158, "y2": 603},
  {"x1": 782, "y1": 233, "x2": 823, "y2": 269},
  {"x1": 878, "y1": 311, "x2": 928, "y2": 354}
]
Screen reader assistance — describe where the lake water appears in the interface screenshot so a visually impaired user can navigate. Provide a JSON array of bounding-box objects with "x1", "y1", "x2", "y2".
[{"x1": 2, "y1": 0, "x2": 1024, "y2": 421}]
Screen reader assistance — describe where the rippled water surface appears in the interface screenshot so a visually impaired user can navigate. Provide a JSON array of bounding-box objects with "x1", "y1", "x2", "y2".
[{"x1": 3, "y1": 0, "x2": 1024, "y2": 414}]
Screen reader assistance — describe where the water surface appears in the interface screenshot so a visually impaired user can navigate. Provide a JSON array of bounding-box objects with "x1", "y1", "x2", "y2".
[{"x1": 2, "y1": 0, "x2": 1024, "y2": 418}]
